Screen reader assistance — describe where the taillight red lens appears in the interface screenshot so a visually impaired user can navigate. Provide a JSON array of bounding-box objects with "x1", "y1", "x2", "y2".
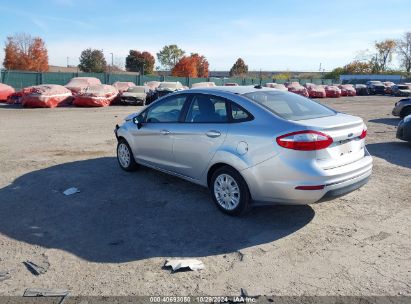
[
  {"x1": 276, "y1": 130, "x2": 333, "y2": 151},
  {"x1": 360, "y1": 128, "x2": 367, "y2": 139}
]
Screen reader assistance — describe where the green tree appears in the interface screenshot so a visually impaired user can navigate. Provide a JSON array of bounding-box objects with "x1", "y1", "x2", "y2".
[
  {"x1": 323, "y1": 67, "x2": 345, "y2": 79},
  {"x1": 125, "y1": 50, "x2": 155, "y2": 74},
  {"x1": 78, "y1": 48, "x2": 107, "y2": 73},
  {"x1": 229, "y1": 58, "x2": 248, "y2": 77},
  {"x1": 156, "y1": 44, "x2": 185, "y2": 70}
]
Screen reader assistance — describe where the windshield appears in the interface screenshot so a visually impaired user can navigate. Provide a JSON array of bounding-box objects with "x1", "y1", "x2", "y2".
[{"x1": 243, "y1": 90, "x2": 336, "y2": 121}]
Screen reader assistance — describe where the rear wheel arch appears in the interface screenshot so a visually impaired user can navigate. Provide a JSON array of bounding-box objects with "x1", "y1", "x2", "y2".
[{"x1": 400, "y1": 106, "x2": 411, "y2": 118}]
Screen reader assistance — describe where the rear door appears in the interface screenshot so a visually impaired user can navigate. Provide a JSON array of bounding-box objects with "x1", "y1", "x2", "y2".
[{"x1": 171, "y1": 94, "x2": 229, "y2": 180}]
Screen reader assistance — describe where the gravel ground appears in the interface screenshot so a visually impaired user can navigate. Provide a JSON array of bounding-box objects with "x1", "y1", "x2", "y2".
[{"x1": 0, "y1": 96, "x2": 410, "y2": 297}]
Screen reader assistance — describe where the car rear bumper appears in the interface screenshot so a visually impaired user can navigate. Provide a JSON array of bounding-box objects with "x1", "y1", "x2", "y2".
[{"x1": 241, "y1": 149, "x2": 373, "y2": 206}]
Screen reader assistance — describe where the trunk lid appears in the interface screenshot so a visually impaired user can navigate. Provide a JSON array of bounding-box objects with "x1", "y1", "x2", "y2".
[{"x1": 293, "y1": 113, "x2": 366, "y2": 169}]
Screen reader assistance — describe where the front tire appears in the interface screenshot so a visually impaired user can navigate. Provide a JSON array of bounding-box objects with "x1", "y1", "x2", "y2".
[
  {"x1": 117, "y1": 139, "x2": 138, "y2": 171},
  {"x1": 210, "y1": 166, "x2": 251, "y2": 216}
]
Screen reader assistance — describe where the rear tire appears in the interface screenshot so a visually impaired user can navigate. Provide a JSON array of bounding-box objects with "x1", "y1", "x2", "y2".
[
  {"x1": 117, "y1": 139, "x2": 138, "y2": 171},
  {"x1": 210, "y1": 166, "x2": 251, "y2": 216},
  {"x1": 400, "y1": 107, "x2": 411, "y2": 119}
]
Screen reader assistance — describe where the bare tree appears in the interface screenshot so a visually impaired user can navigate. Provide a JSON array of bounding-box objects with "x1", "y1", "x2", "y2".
[
  {"x1": 374, "y1": 39, "x2": 397, "y2": 71},
  {"x1": 396, "y1": 32, "x2": 411, "y2": 74}
]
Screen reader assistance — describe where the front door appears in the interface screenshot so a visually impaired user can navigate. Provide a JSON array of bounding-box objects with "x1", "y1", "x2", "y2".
[{"x1": 130, "y1": 94, "x2": 188, "y2": 171}]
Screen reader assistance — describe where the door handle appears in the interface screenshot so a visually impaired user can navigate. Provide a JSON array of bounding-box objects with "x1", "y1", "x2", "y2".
[
  {"x1": 160, "y1": 129, "x2": 170, "y2": 135},
  {"x1": 206, "y1": 130, "x2": 221, "y2": 138}
]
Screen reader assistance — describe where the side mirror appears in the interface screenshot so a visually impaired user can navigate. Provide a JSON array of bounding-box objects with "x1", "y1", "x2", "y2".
[{"x1": 133, "y1": 116, "x2": 143, "y2": 129}]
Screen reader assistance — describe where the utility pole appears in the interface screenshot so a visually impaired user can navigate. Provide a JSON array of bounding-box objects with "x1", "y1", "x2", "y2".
[{"x1": 67, "y1": 57, "x2": 69, "y2": 67}]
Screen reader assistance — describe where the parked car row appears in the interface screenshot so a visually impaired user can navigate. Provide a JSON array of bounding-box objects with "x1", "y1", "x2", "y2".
[
  {"x1": 366, "y1": 81, "x2": 411, "y2": 96},
  {"x1": 265, "y1": 82, "x2": 360, "y2": 98},
  {"x1": 0, "y1": 77, "x2": 192, "y2": 108}
]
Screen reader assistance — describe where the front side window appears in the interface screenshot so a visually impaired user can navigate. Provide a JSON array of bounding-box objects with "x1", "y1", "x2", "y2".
[
  {"x1": 185, "y1": 95, "x2": 228, "y2": 123},
  {"x1": 144, "y1": 95, "x2": 187, "y2": 123},
  {"x1": 243, "y1": 90, "x2": 335, "y2": 121}
]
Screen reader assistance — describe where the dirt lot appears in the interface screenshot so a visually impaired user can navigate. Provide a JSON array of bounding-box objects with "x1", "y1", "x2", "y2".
[{"x1": 0, "y1": 96, "x2": 410, "y2": 297}]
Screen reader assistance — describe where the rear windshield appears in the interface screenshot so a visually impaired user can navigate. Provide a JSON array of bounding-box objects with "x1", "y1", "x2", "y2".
[{"x1": 243, "y1": 90, "x2": 336, "y2": 121}]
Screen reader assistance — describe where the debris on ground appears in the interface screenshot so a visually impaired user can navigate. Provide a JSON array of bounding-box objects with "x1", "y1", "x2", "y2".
[
  {"x1": 63, "y1": 187, "x2": 80, "y2": 196},
  {"x1": 24, "y1": 288, "x2": 70, "y2": 304},
  {"x1": 0, "y1": 271, "x2": 11, "y2": 282},
  {"x1": 164, "y1": 259, "x2": 204, "y2": 272},
  {"x1": 23, "y1": 254, "x2": 50, "y2": 276}
]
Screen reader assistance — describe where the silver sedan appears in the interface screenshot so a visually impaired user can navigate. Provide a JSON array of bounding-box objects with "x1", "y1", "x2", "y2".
[{"x1": 115, "y1": 86, "x2": 372, "y2": 215}]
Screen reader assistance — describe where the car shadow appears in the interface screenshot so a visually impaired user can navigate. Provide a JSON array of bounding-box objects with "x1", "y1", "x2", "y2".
[
  {"x1": 367, "y1": 142, "x2": 411, "y2": 169},
  {"x1": 0, "y1": 157, "x2": 314, "y2": 263},
  {"x1": 368, "y1": 118, "x2": 400, "y2": 126}
]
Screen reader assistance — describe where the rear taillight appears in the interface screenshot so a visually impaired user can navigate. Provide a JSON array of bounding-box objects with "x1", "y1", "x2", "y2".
[
  {"x1": 360, "y1": 128, "x2": 367, "y2": 139},
  {"x1": 276, "y1": 130, "x2": 333, "y2": 151}
]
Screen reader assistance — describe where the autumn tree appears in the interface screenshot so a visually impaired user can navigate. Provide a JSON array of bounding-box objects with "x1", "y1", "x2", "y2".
[
  {"x1": 171, "y1": 53, "x2": 209, "y2": 77},
  {"x1": 229, "y1": 58, "x2": 248, "y2": 77},
  {"x1": 396, "y1": 32, "x2": 411, "y2": 74},
  {"x1": 344, "y1": 61, "x2": 373, "y2": 74},
  {"x1": 374, "y1": 39, "x2": 397, "y2": 71},
  {"x1": 78, "y1": 48, "x2": 107, "y2": 73},
  {"x1": 157, "y1": 44, "x2": 185, "y2": 70},
  {"x1": 125, "y1": 50, "x2": 155, "y2": 74},
  {"x1": 190, "y1": 53, "x2": 209, "y2": 77},
  {"x1": 3, "y1": 33, "x2": 48, "y2": 71}
]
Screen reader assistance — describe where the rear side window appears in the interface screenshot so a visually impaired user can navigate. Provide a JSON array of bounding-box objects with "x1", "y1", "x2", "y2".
[
  {"x1": 243, "y1": 90, "x2": 335, "y2": 121},
  {"x1": 231, "y1": 103, "x2": 252, "y2": 122},
  {"x1": 185, "y1": 95, "x2": 228, "y2": 123}
]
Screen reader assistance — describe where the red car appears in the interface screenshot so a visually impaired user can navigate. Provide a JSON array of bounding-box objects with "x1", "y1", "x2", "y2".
[
  {"x1": 305, "y1": 83, "x2": 326, "y2": 98},
  {"x1": 0, "y1": 83, "x2": 15, "y2": 102},
  {"x1": 73, "y1": 84, "x2": 119, "y2": 107},
  {"x1": 21, "y1": 85, "x2": 73, "y2": 108},
  {"x1": 65, "y1": 77, "x2": 101, "y2": 96},
  {"x1": 112, "y1": 81, "x2": 136, "y2": 93},
  {"x1": 338, "y1": 84, "x2": 356, "y2": 97},
  {"x1": 286, "y1": 82, "x2": 309, "y2": 97},
  {"x1": 325, "y1": 85, "x2": 341, "y2": 98}
]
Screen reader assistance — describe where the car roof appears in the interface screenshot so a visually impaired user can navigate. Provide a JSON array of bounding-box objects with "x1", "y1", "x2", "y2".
[{"x1": 188, "y1": 85, "x2": 275, "y2": 95}]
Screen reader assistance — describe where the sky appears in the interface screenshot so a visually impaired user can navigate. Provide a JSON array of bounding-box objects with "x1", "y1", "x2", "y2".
[{"x1": 0, "y1": 0, "x2": 409, "y2": 71}]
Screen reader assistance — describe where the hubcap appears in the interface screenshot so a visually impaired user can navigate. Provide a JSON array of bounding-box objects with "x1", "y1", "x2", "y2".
[
  {"x1": 214, "y1": 174, "x2": 240, "y2": 210},
  {"x1": 118, "y1": 143, "x2": 131, "y2": 168}
]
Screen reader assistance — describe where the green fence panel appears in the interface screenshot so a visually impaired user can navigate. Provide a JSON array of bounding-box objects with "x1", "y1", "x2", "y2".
[
  {"x1": 43, "y1": 72, "x2": 75, "y2": 85},
  {"x1": 299, "y1": 79, "x2": 311, "y2": 85},
  {"x1": 189, "y1": 77, "x2": 208, "y2": 87},
  {"x1": 209, "y1": 77, "x2": 223, "y2": 86},
  {"x1": 2, "y1": 71, "x2": 39, "y2": 90},
  {"x1": 141, "y1": 75, "x2": 162, "y2": 85},
  {"x1": 274, "y1": 79, "x2": 287, "y2": 84},
  {"x1": 164, "y1": 76, "x2": 188, "y2": 86},
  {"x1": 322, "y1": 79, "x2": 333, "y2": 85},
  {"x1": 109, "y1": 73, "x2": 138, "y2": 85},
  {"x1": 312, "y1": 78, "x2": 322, "y2": 85},
  {"x1": 80, "y1": 72, "x2": 105, "y2": 83},
  {"x1": 223, "y1": 78, "x2": 242, "y2": 85}
]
